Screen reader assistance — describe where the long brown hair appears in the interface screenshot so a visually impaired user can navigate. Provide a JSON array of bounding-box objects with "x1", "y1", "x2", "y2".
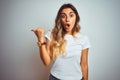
[{"x1": 50, "y1": 3, "x2": 80, "y2": 60}]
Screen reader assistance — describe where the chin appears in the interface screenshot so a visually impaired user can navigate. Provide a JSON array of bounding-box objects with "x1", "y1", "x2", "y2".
[{"x1": 65, "y1": 30, "x2": 72, "y2": 34}]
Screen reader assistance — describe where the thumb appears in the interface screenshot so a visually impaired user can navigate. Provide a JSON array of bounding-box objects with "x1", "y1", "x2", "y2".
[
  {"x1": 31, "y1": 29, "x2": 37, "y2": 36},
  {"x1": 31, "y1": 29, "x2": 35, "y2": 32}
]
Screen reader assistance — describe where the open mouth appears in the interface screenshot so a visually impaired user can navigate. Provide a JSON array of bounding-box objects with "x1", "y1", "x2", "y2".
[{"x1": 65, "y1": 24, "x2": 70, "y2": 29}]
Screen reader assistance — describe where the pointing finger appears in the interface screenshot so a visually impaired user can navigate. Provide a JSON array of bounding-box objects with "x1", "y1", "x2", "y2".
[
  {"x1": 31, "y1": 29, "x2": 37, "y2": 36},
  {"x1": 31, "y1": 29, "x2": 36, "y2": 32}
]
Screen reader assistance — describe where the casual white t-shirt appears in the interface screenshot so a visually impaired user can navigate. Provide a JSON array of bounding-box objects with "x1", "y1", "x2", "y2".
[{"x1": 45, "y1": 31, "x2": 90, "y2": 80}]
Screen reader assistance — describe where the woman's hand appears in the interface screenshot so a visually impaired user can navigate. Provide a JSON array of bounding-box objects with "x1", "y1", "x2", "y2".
[{"x1": 31, "y1": 28, "x2": 45, "y2": 43}]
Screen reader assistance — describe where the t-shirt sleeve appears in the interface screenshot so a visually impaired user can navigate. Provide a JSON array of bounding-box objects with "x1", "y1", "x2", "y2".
[
  {"x1": 82, "y1": 36, "x2": 91, "y2": 50},
  {"x1": 45, "y1": 30, "x2": 51, "y2": 41}
]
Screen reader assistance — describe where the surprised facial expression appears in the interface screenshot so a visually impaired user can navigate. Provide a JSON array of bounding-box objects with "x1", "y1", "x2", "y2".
[{"x1": 61, "y1": 8, "x2": 76, "y2": 34}]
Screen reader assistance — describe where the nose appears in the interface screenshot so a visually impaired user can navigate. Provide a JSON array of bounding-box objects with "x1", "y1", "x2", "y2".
[{"x1": 66, "y1": 16, "x2": 70, "y2": 22}]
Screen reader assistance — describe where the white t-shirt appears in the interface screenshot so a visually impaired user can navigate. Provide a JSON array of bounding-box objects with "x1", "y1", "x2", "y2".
[{"x1": 45, "y1": 31, "x2": 90, "y2": 80}]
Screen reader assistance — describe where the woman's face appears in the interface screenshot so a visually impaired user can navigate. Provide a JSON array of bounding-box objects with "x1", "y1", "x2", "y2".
[{"x1": 61, "y1": 8, "x2": 76, "y2": 34}]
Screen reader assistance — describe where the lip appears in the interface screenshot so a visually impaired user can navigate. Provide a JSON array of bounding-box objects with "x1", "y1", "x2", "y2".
[{"x1": 65, "y1": 23, "x2": 70, "y2": 29}]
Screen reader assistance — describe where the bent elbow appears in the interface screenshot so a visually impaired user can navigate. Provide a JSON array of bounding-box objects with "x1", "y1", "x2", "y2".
[
  {"x1": 44, "y1": 63, "x2": 50, "y2": 67},
  {"x1": 43, "y1": 61, "x2": 51, "y2": 67}
]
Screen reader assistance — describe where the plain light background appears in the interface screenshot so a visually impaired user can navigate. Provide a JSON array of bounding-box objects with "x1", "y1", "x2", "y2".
[{"x1": 0, "y1": 0, "x2": 120, "y2": 80}]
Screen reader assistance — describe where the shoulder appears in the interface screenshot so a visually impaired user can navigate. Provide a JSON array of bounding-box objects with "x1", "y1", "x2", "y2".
[
  {"x1": 76, "y1": 32, "x2": 91, "y2": 49},
  {"x1": 76, "y1": 32, "x2": 89, "y2": 40}
]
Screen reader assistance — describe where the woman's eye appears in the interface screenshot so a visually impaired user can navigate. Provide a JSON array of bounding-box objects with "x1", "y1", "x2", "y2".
[
  {"x1": 61, "y1": 14, "x2": 66, "y2": 18},
  {"x1": 70, "y1": 14, "x2": 74, "y2": 17}
]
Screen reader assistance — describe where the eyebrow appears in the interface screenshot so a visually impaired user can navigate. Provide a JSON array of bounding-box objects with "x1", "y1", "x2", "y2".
[{"x1": 61, "y1": 11, "x2": 75, "y2": 15}]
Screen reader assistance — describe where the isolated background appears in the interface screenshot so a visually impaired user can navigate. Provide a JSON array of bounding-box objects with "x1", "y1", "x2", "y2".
[{"x1": 0, "y1": 0, "x2": 120, "y2": 80}]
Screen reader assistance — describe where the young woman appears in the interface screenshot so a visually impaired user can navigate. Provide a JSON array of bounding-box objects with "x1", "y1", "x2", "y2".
[{"x1": 32, "y1": 3, "x2": 90, "y2": 80}]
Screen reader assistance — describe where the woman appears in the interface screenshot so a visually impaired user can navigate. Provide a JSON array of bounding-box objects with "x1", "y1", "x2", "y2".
[{"x1": 32, "y1": 3, "x2": 90, "y2": 80}]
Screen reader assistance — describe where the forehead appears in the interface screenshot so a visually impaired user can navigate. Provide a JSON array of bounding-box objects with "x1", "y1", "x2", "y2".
[{"x1": 61, "y1": 8, "x2": 74, "y2": 14}]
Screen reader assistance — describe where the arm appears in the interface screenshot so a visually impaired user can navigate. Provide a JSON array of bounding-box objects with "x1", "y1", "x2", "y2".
[
  {"x1": 32, "y1": 28, "x2": 51, "y2": 66},
  {"x1": 38, "y1": 38, "x2": 51, "y2": 66},
  {"x1": 80, "y1": 48, "x2": 89, "y2": 80}
]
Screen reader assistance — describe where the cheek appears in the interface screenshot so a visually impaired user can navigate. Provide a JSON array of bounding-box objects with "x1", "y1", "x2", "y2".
[
  {"x1": 61, "y1": 19, "x2": 66, "y2": 25},
  {"x1": 71, "y1": 18, "x2": 76, "y2": 25}
]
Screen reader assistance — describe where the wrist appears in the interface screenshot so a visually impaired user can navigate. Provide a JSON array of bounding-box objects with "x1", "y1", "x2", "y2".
[
  {"x1": 37, "y1": 41, "x2": 46, "y2": 47},
  {"x1": 38, "y1": 38, "x2": 44, "y2": 43}
]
